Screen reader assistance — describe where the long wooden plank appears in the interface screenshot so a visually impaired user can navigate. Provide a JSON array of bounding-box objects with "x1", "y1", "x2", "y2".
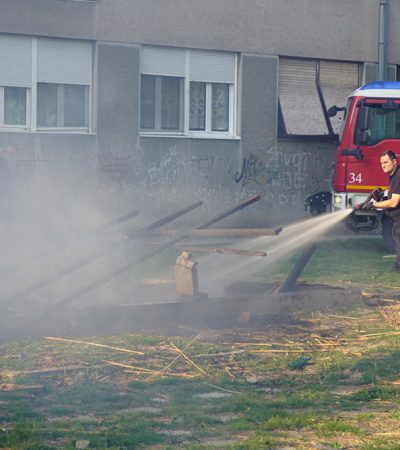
[
  {"x1": 160, "y1": 227, "x2": 282, "y2": 238},
  {"x1": 198, "y1": 194, "x2": 261, "y2": 229},
  {"x1": 96, "y1": 210, "x2": 140, "y2": 231},
  {"x1": 173, "y1": 245, "x2": 267, "y2": 257},
  {"x1": 137, "y1": 201, "x2": 202, "y2": 233}
]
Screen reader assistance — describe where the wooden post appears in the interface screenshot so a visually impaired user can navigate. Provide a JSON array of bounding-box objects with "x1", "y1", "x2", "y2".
[{"x1": 278, "y1": 242, "x2": 318, "y2": 293}]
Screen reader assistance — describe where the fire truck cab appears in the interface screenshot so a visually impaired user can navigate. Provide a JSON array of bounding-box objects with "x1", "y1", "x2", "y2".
[{"x1": 306, "y1": 81, "x2": 400, "y2": 251}]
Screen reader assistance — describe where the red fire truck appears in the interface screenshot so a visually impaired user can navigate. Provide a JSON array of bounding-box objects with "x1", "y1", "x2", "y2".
[{"x1": 306, "y1": 81, "x2": 400, "y2": 251}]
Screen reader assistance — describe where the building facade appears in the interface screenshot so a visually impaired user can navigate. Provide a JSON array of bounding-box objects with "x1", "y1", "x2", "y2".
[{"x1": 0, "y1": 0, "x2": 398, "y2": 228}]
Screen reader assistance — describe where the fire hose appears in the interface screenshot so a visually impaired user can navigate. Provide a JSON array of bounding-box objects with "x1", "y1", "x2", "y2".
[{"x1": 353, "y1": 187, "x2": 385, "y2": 211}]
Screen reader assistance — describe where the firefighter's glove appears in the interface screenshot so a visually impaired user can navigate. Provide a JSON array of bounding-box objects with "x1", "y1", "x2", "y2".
[{"x1": 372, "y1": 188, "x2": 384, "y2": 202}]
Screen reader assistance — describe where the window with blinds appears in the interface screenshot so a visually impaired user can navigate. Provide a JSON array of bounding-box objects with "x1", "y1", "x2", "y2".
[
  {"x1": 278, "y1": 57, "x2": 360, "y2": 137},
  {"x1": 0, "y1": 33, "x2": 92, "y2": 131},
  {"x1": 140, "y1": 46, "x2": 237, "y2": 137}
]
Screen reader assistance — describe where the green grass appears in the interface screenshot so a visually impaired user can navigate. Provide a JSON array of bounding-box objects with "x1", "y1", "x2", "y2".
[
  {"x1": 3, "y1": 236, "x2": 400, "y2": 448},
  {"x1": 258, "y1": 236, "x2": 396, "y2": 291}
]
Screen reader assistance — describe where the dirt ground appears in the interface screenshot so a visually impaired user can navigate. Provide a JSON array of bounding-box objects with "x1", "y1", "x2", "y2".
[{"x1": 0, "y1": 281, "x2": 363, "y2": 343}]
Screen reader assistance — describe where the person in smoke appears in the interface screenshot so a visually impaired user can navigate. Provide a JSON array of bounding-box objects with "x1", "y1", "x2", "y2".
[
  {"x1": 373, "y1": 150, "x2": 400, "y2": 271},
  {"x1": 0, "y1": 145, "x2": 16, "y2": 231}
]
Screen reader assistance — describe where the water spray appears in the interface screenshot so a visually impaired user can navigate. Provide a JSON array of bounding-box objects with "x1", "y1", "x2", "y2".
[{"x1": 200, "y1": 209, "x2": 353, "y2": 294}]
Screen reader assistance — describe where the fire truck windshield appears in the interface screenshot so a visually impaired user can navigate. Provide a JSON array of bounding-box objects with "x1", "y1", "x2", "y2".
[{"x1": 355, "y1": 102, "x2": 400, "y2": 146}]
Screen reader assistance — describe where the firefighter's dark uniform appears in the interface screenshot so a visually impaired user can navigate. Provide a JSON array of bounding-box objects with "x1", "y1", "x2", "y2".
[{"x1": 386, "y1": 164, "x2": 400, "y2": 270}]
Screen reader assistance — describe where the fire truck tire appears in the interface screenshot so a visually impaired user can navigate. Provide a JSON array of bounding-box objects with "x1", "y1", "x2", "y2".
[{"x1": 382, "y1": 216, "x2": 396, "y2": 253}]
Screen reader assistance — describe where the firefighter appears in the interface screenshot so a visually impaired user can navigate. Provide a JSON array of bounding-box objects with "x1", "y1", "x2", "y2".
[{"x1": 373, "y1": 150, "x2": 400, "y2": 271}]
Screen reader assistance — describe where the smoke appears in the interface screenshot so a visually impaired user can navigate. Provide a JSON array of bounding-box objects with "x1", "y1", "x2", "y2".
[{"x1": 0, "y1": 146, "x2": 352, "y2": 341}]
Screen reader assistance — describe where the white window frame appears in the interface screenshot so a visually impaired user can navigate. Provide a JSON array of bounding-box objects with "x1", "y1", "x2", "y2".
[
  {"x1": 0, "y1": 34, "x2": 92, "y2": 134},
  {"x1": 140, "y1": 74, "x2": 184, "y2": 133},
  {"x1": 188, "y1": 82, "x2": 235, "y2": 138},
  {"x1": 0, "y1": 86, "x2": 31, "y2": 131},
  {"x1": 36, "y1": 83, "x2": 90, "y2": 132},
  {"x1": 140, "y1": 47, "x2": 238, "y2": 139}
]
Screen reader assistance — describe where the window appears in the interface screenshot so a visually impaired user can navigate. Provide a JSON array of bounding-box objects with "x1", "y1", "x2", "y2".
[
  {"x1": 355, "y1": 102, "x2": 400, "y2": 146},
  {"x1": 0, "y1": 34, "x2": 31, "y2": 129},
  {"x1": 37, "y1": 83, "x2": 88, "y2": 128},
  {"x1": 0, "y1": 33, "x2": 92, "y2": 132},
  {"x1": 140, "y1": 46, "x2": 237, "y2": 137},
  {"x1": 140, "y1": 75, "x2": 183, "y2": 131},
  {"x1": 2, "y1": 86, "x2": 28, "y2": 126},
  {"x1": 278, "y1": 58, "x2": 360, "y2": 137},
  {"x1": 189, "y1": 82, "x2": 230, "y2": 132},
  {"x1": 36, "y1": 37, "x2": 91, "y2": 131}
]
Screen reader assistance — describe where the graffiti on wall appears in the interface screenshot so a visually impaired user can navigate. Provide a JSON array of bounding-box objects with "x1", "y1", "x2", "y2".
[{"x1": 234, "y1": 154, "x2": 279, "y2": 187}]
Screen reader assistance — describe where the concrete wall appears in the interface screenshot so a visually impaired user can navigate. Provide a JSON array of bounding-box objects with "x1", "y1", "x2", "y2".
[{"x1": 0, "y1": 0, "x2": 397, "y2": 64}]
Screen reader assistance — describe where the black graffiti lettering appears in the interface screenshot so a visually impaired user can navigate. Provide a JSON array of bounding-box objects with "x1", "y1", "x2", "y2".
[{"x1": 234, "y1": 154, "x2": 266, "y2": 187}]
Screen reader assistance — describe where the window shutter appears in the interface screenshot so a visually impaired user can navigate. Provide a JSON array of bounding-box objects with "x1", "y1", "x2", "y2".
[
  {"x1": 190, "y1": 50, "x2": 236, "y2": 83},
  {"x1": 0, "y1": 34, "x2": 32, "y2": 88},
  {"x1": 37, "y1": 38, "x2": 91, "y2": 85},
  {"x1": 320, "y1": 60, "x2": 360, "y2": 134},
  {"x1": 141, "y1": 46, "x2": 186, "y2": 77},
  {"x1": 279, "y1": 58, "x2": 326, "y2": 135}
]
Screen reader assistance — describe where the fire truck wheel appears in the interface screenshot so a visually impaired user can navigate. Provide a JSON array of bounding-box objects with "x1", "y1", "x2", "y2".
[{"x1": 382, "y1": 216, "x2": 396, "y2": 253}]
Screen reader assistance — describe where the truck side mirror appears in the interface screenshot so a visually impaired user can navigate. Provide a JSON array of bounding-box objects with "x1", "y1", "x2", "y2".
[{"x1": 327, "y1": 105, "x2": 345, "y2": 118}]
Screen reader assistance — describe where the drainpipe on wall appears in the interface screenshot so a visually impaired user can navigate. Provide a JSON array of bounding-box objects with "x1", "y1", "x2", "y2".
[{"x1": 378, "y1": 0, "x2": 389, "y2": 81}]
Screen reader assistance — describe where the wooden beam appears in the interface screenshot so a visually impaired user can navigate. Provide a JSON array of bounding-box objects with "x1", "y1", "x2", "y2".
[
  {"x1": 174, "y1": 246, "x2": 267, "y2": 257},
  {"x1": 278, "y1": 242, "x2": 318, "y2": 293},
  {"x1": 198, "y1": 194, "x2": 261, "y2": 229},
  {"x1": 137, "y1": 201, "x2": 202, "y2": 232},
  {"x1": 160, "y1": 227, "x2": 282, "y2": 238},
  {"x1": 96, "y1": 210, "x2": 139, "y2": 231}
]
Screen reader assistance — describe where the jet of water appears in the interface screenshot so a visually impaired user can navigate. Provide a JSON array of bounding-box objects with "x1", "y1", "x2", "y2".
[{"x1": 201, "y1": 209, "x2": 352, "y2": 294}]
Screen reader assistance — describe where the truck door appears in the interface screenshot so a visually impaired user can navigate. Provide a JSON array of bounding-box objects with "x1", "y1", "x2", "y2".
[{"x1": 347, "y1": 99, "x2": 400, "y2": 192}]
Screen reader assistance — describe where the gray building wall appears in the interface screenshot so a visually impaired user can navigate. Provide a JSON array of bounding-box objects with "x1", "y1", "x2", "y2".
[
  {"x1": 0, "y1": 0, "x2": 396, "y2": 65},
  {"x1": 0, "y1": 0, "x2": 395, "y2": 229}
]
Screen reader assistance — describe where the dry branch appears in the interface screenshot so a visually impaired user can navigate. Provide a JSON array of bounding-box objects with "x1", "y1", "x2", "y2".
[
  {"x1": 45, "y1": 337, "x2": 144, "y2": 355},
  {"x1": 160, "y1": 335, "x2": 199, "y2": 374},
  {"x1": 0, "y1": 383, "x2": 45, "y2": 392},
  {"x1": 168, "y1": 341, "x2": 209, "y2": 376},
  {"x1": 103, "y1": 360, "x2": 198, "y2": 378}
]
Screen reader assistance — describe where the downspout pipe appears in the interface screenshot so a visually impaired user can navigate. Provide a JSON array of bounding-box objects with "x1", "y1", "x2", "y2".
[{"x1": 378, "y1": 0, "x2": 389, "y2": 81}]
